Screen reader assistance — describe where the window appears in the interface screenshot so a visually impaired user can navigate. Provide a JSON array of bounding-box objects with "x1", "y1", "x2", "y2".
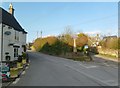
[
  {"x1": 17, "y1": 32, "x2": 19, "y2": 41},
  {"x1": 15, "y1": 31, "x2": 17, "y2": 40},
  {"x1": 22, "y1": 45, "x2": 26, "y2": 52},
  {"x1": 15, "y1": 31, "x2": 19, "y2": 41},
  {"x1": 14, "y1": 48, "x2": 18, "y2": 57},
  {"x1": 8, "y1": 26, "x2": 12, "y2": 29}
]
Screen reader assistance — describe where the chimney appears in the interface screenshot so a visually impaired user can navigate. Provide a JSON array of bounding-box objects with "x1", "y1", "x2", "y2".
[{"x1": 9, "y1": 3, "x2": 14, "y2": 15}]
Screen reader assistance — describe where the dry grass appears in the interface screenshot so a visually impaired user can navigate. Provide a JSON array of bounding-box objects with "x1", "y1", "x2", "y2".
[{"x1": 60, "y1": 52, "x2": 92, "y2": 62}]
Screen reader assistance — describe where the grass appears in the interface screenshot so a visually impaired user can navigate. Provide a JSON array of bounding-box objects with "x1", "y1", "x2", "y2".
[
  {"x1": 98, "y1": 54, "x2": 120, "y2": 62},
  {"x1": 10, "y1": 68, "x2": 21, "y2": 78},
  {"x1": 99, "y1": 53, "x2": 117, "y2": 59}
]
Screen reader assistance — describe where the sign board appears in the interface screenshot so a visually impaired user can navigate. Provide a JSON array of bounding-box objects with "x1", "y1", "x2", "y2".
[
  {"x1": 4, "y1": 31, "x2": 11, "y2": 35},
  {"x1": 0, "y1": 64, "x2": 9, "y2": 72},
  {"x1": 84, "y1": 45, "x2": 89, "y2": 49}
]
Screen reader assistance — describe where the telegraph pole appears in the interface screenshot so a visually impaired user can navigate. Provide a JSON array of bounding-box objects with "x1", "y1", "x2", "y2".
[
  {"x1": 73, "y1": 34, "x2": 77, "y2": 53},
  {"x1": 1, "y1": 24, "x2": 3, "y2": 62},
  {"x1": 37, "y1": 31, "x2": 39, "y2": 39},
  {"x1": 73, "y1": 38, "x2": 77, "y2": 53},
  {"x1": 40, "y1": 31, "x2": 42, "y2": 38}
]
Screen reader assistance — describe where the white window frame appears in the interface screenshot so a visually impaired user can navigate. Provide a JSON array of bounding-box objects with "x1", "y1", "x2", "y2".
[{"x1": 14, "y1": 48, "x2": 18, "y2": 57}]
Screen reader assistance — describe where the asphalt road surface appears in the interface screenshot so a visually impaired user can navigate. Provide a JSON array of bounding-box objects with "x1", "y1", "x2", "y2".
[{"x1": 10, "y1": 51, "x2": 118, "y2": 86}]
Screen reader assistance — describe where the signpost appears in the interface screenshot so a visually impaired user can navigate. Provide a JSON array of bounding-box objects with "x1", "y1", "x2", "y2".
[{"x1": 73, "y1": 34, "x2": 77, "y2": 53}]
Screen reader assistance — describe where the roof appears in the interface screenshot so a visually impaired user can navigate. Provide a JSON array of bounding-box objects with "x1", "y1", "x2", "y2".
[
  {"x1": 0, "y1": 7, "x2": 27, "y2": 34},
  {"x1": 103, "y1": 36, "x2": 117, "y2": 39}
]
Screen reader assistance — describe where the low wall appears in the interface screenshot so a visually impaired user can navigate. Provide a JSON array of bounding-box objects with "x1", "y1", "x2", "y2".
[{"x1": 97, "y1": 48, "x2": 118, "y2": 57}]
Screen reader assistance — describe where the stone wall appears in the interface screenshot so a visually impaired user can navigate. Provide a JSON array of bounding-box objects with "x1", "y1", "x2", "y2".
[{"x1": 97, "y1": 47, "x2": 118, "y2": 57}]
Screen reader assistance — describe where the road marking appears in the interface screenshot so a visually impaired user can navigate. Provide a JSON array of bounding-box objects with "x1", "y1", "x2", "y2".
[
  {"x1": 78, "y1": 63, "x2": 98, "y2": 68},
  {"x1": 105, "y1": 80, "x2": 115, "y2": 83},
  {"x1": 103, "y1": 63, "x2": 118, "y2": 68},
  {"x1": 103, "y1": 63, "x2": 110, "y2": 66},
  {"x1": 12, "y1": 78, "x2": 20, "y2": 84},
  {"x1": 104, "y1": 80, "x2": 118, "y2": 85},
  {"x1": 26, "y1": 66, "x2": 29, "y2": 69},
  {"x1": 87, "y1": 65, "x2": 98, "y2": 68},
  {"x1": 109, "y1": 65, "x2": 118, "y2": 68},
  {"x1": 22, "y1": 71, "x2": 26, "y2": 75},
  {"x1": 78, "y1": 63, "x2": 88, "y2": 68},
  {"x1": 74, "y1": 61, "x2": 78, "y2": 62},
  {"x1": 64, "y1": 64, "x2": 117, "y2": 86},
  {"x1": 114, "y1": 66, "x2": 118, "y2": 69}
]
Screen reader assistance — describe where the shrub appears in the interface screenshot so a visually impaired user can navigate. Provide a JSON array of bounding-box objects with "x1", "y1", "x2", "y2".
[
  {"x1": 99, "y1": 37, "x2": 120, "y2": 50},
  {"x1": 22, "y1": 52, "x2": 26, "y2": 59},
  {"x1": 32, "y1": 36, "x2": 57, "y2": 51},
  {"x1": 40, "y1": 39, "x2": 72, "y2": 55}
]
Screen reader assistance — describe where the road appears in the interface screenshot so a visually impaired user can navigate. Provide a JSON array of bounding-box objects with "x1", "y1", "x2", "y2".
[{"x1": 10, "y1": 51, "x2": 118, "y2": 86}]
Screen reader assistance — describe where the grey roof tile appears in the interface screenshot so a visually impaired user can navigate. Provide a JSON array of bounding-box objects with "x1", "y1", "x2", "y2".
[{"x1": 0, "y1": 7, "x2": 27, "y2": 34}]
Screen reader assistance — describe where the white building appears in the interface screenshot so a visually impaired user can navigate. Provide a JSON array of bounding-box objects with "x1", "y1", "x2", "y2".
[{"x1": 0, "y1": 4, "x2": 27, "y2": 63}]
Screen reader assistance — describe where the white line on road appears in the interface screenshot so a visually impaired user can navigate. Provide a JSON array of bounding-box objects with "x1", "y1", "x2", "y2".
[
  {"x1": 78, "y1": 63, "x2": 88, "y2": 68},
  {"x1": 103, "y1": 63, "x2": 118, "y2": 68},
  {"x1": 26, "y1": 66, "x2": 29, "y2": 69},
  {"x1": 87, "y1": 65, "x2": 98, "y2": 68},
  {"x1": 105, "y1": 80, "x2": 115, "y2": 83},
  {"x1": 12, "y1": 78, "x2": 20, "y2": 84},
  {"x1": 78, "y1": 63, "x2": 98, "y2": 68},
  {"x1": 103, "y1": 63, "x2": 110, "y2": 66},
  {"x1": 114, "y1": 66, "x2": 118, "y2": 68},
  {"x1": 22, "y1": 71, "x2": 26, "y2": 75},
  {"x1": 104, "y1": 80, "x2": 118, "y2": 85},
  {"x1": 64, "y1": 64, "x2": 117, "y2": 86}
]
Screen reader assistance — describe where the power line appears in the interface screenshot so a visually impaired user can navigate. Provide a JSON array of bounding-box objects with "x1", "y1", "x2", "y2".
[
  {"x1": 42, "y1": 14, "x2": 117, "y2": 31},
  {"x1": 29, "y1": 14, "x2": 117, "y2": 41}
]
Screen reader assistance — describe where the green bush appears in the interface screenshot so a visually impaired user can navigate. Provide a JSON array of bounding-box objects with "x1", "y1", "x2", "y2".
[
  {"x1": 32, "y1": 37, "x2": 57, "y2": 51},
  {"x1": 40, "y1": 39, "x2": 72, "y2": 55},
  {"x1": 22, "y1": 52, "x2": 26, "y2": 59}
]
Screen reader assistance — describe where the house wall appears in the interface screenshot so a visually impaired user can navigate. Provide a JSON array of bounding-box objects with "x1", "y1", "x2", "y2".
[
  {"x1": 19, "y1": 32, "x2": 26, "y2": 55},
  {"x1": 97, "y1": 48, "x2": 118, "y2": 58},
  {"x1": 2, "y1": 24, "x2": 26, "y2": 62},
  {"x1": 3, "y1": 24, "x2": 14, "y2": 61},
  {"x1": 0, "y1": 23, "x2": 2, "y2": 62}
]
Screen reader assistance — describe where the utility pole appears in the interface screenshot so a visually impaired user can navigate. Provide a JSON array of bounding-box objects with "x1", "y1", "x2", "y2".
[
  {"x1": 37, "y1": 31, "x2": 39, "y2": 39},
  {"x1": 40, "y1": 31, "x2": 42, "y2": 38},
  {"x1": 73, "y1": 38, "x2": 77, "y2": 53},
  {"x1": 1, "y1": 24, "x2": 3, "y2": 62},
  {"x1": 73, "y1": 34, "x2": 77, "y2": 53}
]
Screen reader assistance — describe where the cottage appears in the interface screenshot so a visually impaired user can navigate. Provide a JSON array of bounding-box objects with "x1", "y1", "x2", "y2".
[
  {"x1": 0, "y1": 4, "x2": 27, "y2": 64},
  {"x1": 103, "y1": 36, "x2": 117, "y2": 40}
]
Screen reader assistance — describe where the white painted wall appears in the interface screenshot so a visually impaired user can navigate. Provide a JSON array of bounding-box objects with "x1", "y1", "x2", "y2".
[
  {"x1": 1, "y1": 24, "x2": 27, "y2": 62},
  {"x1": 0, "y1": 23, "x2": 2, "y2": 62},
  {"x1": 19, "y1": 31, "x2": 27, "y2": 54},
  {"x1": 3, "y1": 24, "x2": 14, "y2": 61}
]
